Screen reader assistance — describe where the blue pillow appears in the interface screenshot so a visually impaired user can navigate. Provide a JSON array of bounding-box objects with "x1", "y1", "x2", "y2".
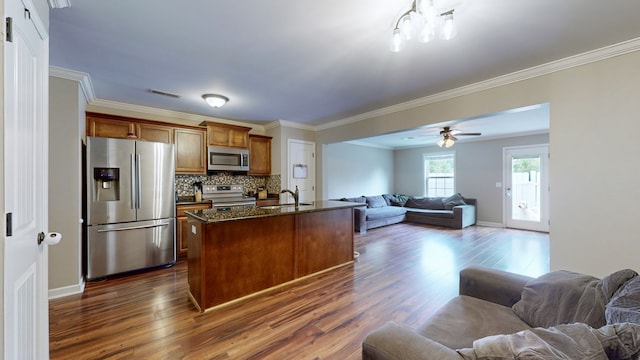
[{"x1": 366, "y1": 195, "x2": 387, "y2": 208}]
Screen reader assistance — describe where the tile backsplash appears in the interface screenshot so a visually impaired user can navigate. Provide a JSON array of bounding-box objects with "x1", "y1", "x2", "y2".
[{"x1": 175, "y1": 173, "x2": 281, "y2": 196}]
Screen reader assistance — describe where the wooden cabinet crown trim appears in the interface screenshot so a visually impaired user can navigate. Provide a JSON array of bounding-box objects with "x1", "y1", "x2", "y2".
[
  {"x1": 199, "y1": 120, "x2": 252, "y2": 132},
  {"x1": 86, "y1": 112, "x2": 205, "y2": 132}
]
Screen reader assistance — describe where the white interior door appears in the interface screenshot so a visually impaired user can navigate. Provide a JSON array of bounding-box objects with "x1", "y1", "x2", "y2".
[
  {"x1": 286, "y1": 139, "x2": 316, "y2": 202},
  {"x1": 504, "y1": 145, "x2": 549, "y2": 232},
  {"x1": 4, "y1": 0, "x2": 50, "y2": 358}
]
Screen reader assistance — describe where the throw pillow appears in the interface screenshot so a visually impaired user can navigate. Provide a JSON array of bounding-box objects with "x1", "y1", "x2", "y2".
[
  {"x1": 395, "y1": 193, "x2": 410, "y2": 206},
  {"x1": 405, "y1": 197, "x2": 445, "y2": 210},
  {"x1": 456, "y1": 322, "x2": 640, "y2": 360},
  {"x1": 512, "y1": 269, "x2": 637, "y2": 328},
  {"x1": 606, "y1": 275, "x2": 640, "y2": 325},
  {"x1": 443, "y1": 193, "x2": 466, "y2": 210},
  {"x1": 366, "y1": 195, "x2": 387, "y2": 208}
]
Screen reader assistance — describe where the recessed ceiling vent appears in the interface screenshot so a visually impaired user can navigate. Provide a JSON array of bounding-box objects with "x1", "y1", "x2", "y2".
[{"x1": 149, "y1": 89, "x2": 181, "y2": 99}]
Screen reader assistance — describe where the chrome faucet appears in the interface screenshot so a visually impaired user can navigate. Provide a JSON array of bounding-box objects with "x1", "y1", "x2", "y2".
[{"x1": 281, "y1": 186, "x2": 299, "y2": 208}]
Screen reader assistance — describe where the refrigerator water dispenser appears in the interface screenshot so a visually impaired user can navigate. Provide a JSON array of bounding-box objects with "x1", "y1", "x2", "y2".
[{"x1": 93, "y1": 167, "x2": 120, "y2": 201}]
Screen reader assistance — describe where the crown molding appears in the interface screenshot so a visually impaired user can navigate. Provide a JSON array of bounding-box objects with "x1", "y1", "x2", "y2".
[
  {"x1": 49, "y1": 66, "x2": 95, "y2": 102},
  {"x1": 317, "y1": 37, "x2": 640, "y2": 131},
  {"x1": 343, "y1": 140, "x2": 394, "y2": 150},
  {"x1": 48, "y1": 0, "x2": 71, "y2": 9},
  {"x1": 264, "y1": 119, "x2": 316, "y2": 132}
]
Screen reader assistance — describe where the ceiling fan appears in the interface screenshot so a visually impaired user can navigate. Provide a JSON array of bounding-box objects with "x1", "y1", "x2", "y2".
[{"x1": 437, "y1": 126, "x2": 481, "y2": 148}]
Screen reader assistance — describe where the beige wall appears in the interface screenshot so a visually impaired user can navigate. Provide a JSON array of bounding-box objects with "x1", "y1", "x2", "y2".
[
  {"x1": 267, "y1": 123, "x2": 316, "y2": 178},
  {"x1": 394, "y1": 133, "x2": 549, "y2": 225},
  {"x1": 48, "y1": 76, "x2": 86, "y2": 293},
  {"x1": 316, "y1": 50, "x2": 640, "y2": 277},
  {"x1": 324, "y1": 143, "x2": 394, "y2": 199}
]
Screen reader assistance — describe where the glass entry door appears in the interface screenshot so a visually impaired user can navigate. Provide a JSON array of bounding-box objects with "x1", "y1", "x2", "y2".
[{"x1": 504, "y1": 145, "x2": 549, "y2": 232}]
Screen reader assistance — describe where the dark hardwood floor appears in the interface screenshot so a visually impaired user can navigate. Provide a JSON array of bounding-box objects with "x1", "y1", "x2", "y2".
[{"x1": 49, "y1": 223, "x2": 549, "y2": 359}]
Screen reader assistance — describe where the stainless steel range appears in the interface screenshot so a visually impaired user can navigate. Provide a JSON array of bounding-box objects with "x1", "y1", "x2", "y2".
[{"x1": 202, "y1": 184, "x2": 257, "y2": 207}]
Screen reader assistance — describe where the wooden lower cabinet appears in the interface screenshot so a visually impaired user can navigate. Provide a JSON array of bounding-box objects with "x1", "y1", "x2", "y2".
[
  {"x1": 255, "y1": 198, "x2": 278, "y2": 206},
  {"x1": 187, "y1": 206, "x2": 354, "y2": 311},
  {"x1": 176, "y1": 203, "x2": 211, "y2": 258}
]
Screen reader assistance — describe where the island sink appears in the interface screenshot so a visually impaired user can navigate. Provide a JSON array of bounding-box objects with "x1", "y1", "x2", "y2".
[{"x1": 259, "y1": 202, "x2": 313, "y2": 210}]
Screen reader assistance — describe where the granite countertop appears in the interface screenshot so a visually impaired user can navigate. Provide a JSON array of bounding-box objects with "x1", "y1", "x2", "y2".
[{"x1": 185, "y1": 200, "x2": 362, "y2": 223}]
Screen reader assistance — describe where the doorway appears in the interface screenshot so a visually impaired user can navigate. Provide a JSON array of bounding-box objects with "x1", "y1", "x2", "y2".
[
  {"x1": 286, "y1": 139, "x2": 316, "y2": 202},
  {"x1": 504, "y1": 145, "x2": 549, "y2": 232}
]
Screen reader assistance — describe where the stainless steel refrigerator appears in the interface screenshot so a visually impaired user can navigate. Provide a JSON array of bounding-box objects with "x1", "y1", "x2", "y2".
[{"x1": 86, "y1": 137, "x2": 175, "y2": 280}]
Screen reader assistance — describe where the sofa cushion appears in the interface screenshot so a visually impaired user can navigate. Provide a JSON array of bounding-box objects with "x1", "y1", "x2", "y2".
[
  {"x1": 443, "y1": 193, "x2": 466, "y2": 210},
  {"x1": 512, "y1": 269, "x2": 637, "y2": 328},
  {"x1": 405, "y1": 197, "x2": 445, "y2": 210},
  {"x1": 365, "y1": 206, "x2": 407, "y2": 221},
  {"x1": 606, "y1": 275, "x2": 640, "y2": 325},
  {"x1": 417, "y1": 295, "x2": 530, "y2": 350},
  {"x1": 366, "y1": 195, "x2": 387, "y2": 208},
  {"x1": 382, "y1": 193, "x2": 410, "y2": 207},
  {"x1": 404, "y1": 208, "x2": 454, "y2": 219},
  {"x1": 340, "y1": 196, "x2": 366, "y2": 204}
]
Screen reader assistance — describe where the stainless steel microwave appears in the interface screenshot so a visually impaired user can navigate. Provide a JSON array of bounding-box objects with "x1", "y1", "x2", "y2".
[{"x1": 207, "y1": 146, "x2": 249, "y2": 172}]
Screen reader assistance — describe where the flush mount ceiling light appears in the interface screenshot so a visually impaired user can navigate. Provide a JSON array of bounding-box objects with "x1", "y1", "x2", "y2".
[
  {"x1": 202, "y1": 94, "x2": 229, "y2": 108},
  {"x1": 391, "y1": 0, "x2": 459, "y2": 52}
]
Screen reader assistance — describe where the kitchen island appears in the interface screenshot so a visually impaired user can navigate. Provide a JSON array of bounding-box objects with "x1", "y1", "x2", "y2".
[{"x1": 185, "y1": 200, "x2": 361, "y2": 312}]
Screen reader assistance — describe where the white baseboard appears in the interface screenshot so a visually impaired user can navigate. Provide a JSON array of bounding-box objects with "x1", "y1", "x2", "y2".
[
  {"x1": 49, "y1": 280, "x2": 85, "y2": 300},
  {"x1": 476, "y1": 221, "x2": 505, "y2": 228}
]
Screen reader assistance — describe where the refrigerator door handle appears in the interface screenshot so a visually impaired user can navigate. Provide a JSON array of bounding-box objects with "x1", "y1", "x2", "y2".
[
  {"x1": 136, "y1": 153, "x2": 142, "y2": 209},
  {"x1": 131, "y1": 153, "x2": 137, "y2": 209},
  {"x1": 96, "y1": 221, "x2": 171, "y2": 233}
]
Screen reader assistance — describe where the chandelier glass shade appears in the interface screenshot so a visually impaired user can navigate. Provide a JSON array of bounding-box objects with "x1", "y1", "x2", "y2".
[
  {"x1": 437, "y1": 134, "x2": 456, "y2": 148},
  {"x1": 391, "y1": 0, "x2": 457, "y2": 52},
  {"x1": 202, "y1": 94, "x2": 229, "y2": 108}
]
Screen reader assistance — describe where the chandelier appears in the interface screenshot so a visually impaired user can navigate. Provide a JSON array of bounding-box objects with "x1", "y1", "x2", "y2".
[{"x1": 391, "y1": 0, "x2": 458, "y2": 52}]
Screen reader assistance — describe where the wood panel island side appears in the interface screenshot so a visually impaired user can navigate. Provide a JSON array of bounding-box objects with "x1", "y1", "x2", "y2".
[{"x1": 185, "y1": 201, "x2": 360, "y2": 312}]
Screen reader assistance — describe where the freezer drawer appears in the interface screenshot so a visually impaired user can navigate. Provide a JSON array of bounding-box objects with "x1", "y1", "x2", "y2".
[{"x1": 87, "y1": 218, "x2": 175, "y2": 280}]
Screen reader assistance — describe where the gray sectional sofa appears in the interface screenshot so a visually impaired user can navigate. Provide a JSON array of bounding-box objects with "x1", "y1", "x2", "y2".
[
  {"x1": 343, "y1": 193, "x2": 476, "y2": 233},
  {"x1": 363, "y1": 266, "x2": 640, "y2": 360}
]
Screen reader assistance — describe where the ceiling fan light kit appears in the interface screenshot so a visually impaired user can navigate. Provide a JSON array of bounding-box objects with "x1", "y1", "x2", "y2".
[
  {"x1": 391, "y1": 0, "x2": 458, "y2": 52},
  {"x1": 437, "y1": 126, "x2": 481, "y2": 147},
  {"x1": 202, "y1": 94, "x2": 229, "y2": 108}
]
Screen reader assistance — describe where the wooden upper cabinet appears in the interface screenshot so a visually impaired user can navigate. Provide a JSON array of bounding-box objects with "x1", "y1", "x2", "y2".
[
  {"x1": 200, "y1": 121, "x2": 251, "y2": 149},
  {"x1": 174, "y1": 128, "x2": 206, "y2": 174},
  {"x1": 138, "y1": 123, "x2": 173, "y2": 143},
  {"x1": 248, "y1": 135, "x2": 272, "y2": 176},
  {"x1": 86, "y1": 112, "x2": 208, "y2": 174},
  {"x1": 86, "y1": 112, "x2": 171, "y2": 143},
  {"x1": 87, "y1": 115, "x2": 139, "y2": 139}
]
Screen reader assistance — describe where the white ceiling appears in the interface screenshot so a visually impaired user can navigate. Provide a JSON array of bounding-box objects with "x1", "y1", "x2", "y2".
[{"x1": 50, "y1": 1, "x2": 640, "y2": 132}]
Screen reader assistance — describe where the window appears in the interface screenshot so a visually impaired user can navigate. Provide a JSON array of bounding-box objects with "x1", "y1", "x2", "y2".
[{"x1": 424, "y1": 153, "x2": 455, "y2": 197}]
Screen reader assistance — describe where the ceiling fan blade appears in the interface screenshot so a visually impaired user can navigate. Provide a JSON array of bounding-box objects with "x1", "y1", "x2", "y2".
[{"x1": 456, "y1": 132, "x2": 482, "y2": 136}]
